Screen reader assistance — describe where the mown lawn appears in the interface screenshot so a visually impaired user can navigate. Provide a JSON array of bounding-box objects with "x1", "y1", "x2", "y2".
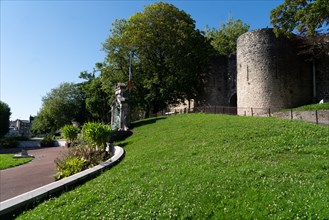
[
  {"x1": 294, "y1": 102, "x2": 329, "y2": 110},
  {"x1": 17, "y1": 114, "x2": 329, "y2": 219},
  {"x1": 0, "y1": 154, "x2": 33, "y2": 170}
]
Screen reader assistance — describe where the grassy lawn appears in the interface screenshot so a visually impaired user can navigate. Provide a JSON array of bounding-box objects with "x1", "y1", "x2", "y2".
[
  {"x1": 0, "y1": 154, "x2": 33, "y2": 170},
  {"x1": 293, "y1": 102, "x2": 329, "y2": 110},
  {"x1": 17, "y1": 114, "x2": 329, "y2": 219}
]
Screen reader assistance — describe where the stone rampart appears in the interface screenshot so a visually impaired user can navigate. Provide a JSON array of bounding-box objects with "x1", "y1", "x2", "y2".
[
  {"x1": 203, "y1": 55, "x2": 237, "y2": 107},
  {"x1": 316, "y1": 54, "x2": 329, "y2": 101},
  {"x1": 236, "y1": 28, "x2": 313, "y2": 116}
]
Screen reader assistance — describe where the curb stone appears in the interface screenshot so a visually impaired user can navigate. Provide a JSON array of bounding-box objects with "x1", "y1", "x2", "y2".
[{"x1": 0, "y1": 146, "x2": 124, "y2": 218}]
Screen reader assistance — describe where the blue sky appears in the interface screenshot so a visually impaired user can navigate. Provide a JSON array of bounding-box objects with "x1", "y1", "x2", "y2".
[{"x1": 1, "y1": 0, "x2": 283, "y2": 120}]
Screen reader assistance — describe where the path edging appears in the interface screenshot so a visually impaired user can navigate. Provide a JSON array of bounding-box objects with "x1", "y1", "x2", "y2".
[{"x1": 0, "y1": 146, "x2": 124, "y2": 217}]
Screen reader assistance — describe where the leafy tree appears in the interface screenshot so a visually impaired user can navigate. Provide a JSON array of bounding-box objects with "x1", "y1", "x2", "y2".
[
  {"x1": 205, "y1": 17, "x2": 250, "y2": 55},
  {"x1": 102, "y1": 2, "x2": 212, "y2": 116},
  {"x1": 0, "y1": 101, "x2": 11, "y2": 138},
  {"x1": 31, "y1": 83, "x2": 85, "y2": 135},
  {"x1": 270, "y1": 0, "x2": 329, "y2": 37},
  {"x1": 270, "y1": 0, "x2": 329, "y2": 57},
  {"x1": 79, "y1": 66, "x2": 113, "y2": 123}
]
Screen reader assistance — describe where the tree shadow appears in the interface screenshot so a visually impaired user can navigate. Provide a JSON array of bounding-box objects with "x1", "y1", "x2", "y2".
[
  {"x1": 131, "y1": 117, "x2": 167, "y2": 129},
  {"x1": 109, "y1": 130, "x2": 133, "y2": 143}
]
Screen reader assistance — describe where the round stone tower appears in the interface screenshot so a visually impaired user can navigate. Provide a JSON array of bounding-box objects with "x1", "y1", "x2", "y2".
[{"x1": 236, "y1": 28, "x2": 313, "y2": 116}]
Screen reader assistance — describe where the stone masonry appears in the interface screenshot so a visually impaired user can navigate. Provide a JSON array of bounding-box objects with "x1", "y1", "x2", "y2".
[{"x1": 195, "y1": 28, "x2": 328, "y2": 116}]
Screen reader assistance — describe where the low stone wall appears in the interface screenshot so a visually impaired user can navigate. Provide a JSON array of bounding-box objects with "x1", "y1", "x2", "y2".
[
  {"x1": 17, "y1": 140, "x2": 66, "y2": 148},
  {"x1": 272, "y1": 110, "x2": 329, "y2": 125},
  {"x1": 0, "y1": 146, "x2": 124, "y2": 218}
]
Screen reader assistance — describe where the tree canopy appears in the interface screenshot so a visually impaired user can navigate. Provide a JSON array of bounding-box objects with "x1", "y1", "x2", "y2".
[
  {"x1": 102, "y1": 2, "x2": 212, "y2": 116},
  {"x1": 0, "y1": 101, "x2": 11, "y2": 138},
  {"x1": 270, "y1": 0, "x2": 329, "y2": 37},
  {"x1": 79, "y1": 67, "x2": 113, "y2": 123},
  {"x1": 31, "y1": 83, "x2": 85, "y2": 135},
  {"x1": 205, "y1": 17, "x2": 250, "y2": 55}
]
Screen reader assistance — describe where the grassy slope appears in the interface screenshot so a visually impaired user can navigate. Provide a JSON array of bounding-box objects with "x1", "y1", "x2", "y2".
[
  {"x1": 294, "y1": 102, "x2": 329, "y2": 110},
  {"x1": 18, "y1": 114, "x2": 329, "y2": 219},
  {"x1": 0, "y1": 154, "x2": 33, "y2": 170}
]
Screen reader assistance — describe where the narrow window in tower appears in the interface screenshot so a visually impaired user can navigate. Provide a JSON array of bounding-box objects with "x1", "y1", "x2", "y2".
[{"x1": 247, "y1": 65, "x2": 249, "y2": 81}]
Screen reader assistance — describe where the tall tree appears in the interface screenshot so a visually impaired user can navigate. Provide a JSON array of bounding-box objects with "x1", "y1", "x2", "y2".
[
  {"x1": 205, "y1": 17, "x2": 250, "y2": 55},
  {"x1": 270, "y1": 0, "x2": 329, "y2": 56},
  {"x1": 270, "y1": 0, "x2": 329, "y2": 37},
  {"x1": 31, "y1": 83, "x2": 85, "y2": 135},
  {"x1": 79, "y1": 65, "x2": 113, "y2": 123},
  {"x1": 103, "y1": 2, "x2": 212, "y2": 116},
  {"x1": 0, "y1": 101, "x2": 11, "y2": 138}
]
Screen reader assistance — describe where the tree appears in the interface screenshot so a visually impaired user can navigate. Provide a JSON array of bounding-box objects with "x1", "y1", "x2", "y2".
[
  {"x1": 0, "y1": 101, "x2": 11, "y2": 138},
  {"x1": 270, "y1": 0, "x2": 329, "y2": 37},
  {"x1": 205, "y1": 17, "x2": 250, "y2": 55},
  {"x1": 79, "y1": 67, "x2": 113, "y2": 123},
  {"x1": 270, "y1": 0, "x2": 329, "y2": 57},
  {"x1": 31, "y1": 83, "x2": 85, "y2": 135},
  {"x1": 102, "y1": 2, "x2": 212, "y2": 116}
]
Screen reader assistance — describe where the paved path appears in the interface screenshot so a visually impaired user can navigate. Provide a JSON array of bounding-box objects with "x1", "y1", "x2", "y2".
[{"x1": 0, "y1": 146, "x2": 66, "y2": 202}]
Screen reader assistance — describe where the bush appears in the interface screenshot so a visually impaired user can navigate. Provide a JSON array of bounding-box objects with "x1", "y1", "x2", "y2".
[
  {"x1": 61, "y1": 125, "x2": 80, "y2": 145},
  {"x1": 54, "y1": 145, "x2": 110, "y2": 180},
  {"x1": 54, "y1": 156, "x2": 86, "y2": 180},
  {"x1": 0, "y1": 138, "x2": 18, "y2": 149},
  {"x1": 82, "y1": 122, "x2": 112, "y2": 150},
  {"x1": 40, "y1": 134, "x2": 55, "y2": 147},
  {"x1": 0, "y1": 136, "x2": 30, "y2": 149}
]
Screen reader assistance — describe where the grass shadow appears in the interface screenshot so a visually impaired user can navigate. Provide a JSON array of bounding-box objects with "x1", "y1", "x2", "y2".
[
  {"x1": 109, "y1": 130, "x2": 133, "y2": 143},
  {"x1": 132, "y1": 117, "x2": 167, "y2": 129}
]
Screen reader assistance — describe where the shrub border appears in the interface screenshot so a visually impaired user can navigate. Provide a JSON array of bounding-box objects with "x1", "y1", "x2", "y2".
[{"x1": 0, "y1": 146, "x2": 124, "y2": 217}]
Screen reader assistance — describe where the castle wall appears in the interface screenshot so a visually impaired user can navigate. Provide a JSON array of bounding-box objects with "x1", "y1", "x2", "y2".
[
  {"x1": 316, "y1": 54, "x2": 329, "y2": 101},
  {"x1": 203, "y1": 55, "x2": 237, "y2": 106},
  {"x1": 237, "y1": 28, "x2": 313, "y2": 116}
]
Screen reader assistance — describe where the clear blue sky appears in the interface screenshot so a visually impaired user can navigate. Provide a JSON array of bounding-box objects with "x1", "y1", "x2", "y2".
[{"x1": 1, "y1": 0, "x2": 283, "y2": 120}]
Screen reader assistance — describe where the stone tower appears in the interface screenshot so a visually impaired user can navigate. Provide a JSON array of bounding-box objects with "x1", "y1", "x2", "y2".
[{"x1": 236, "y1": 28, "x2": 313, "y2": 116}]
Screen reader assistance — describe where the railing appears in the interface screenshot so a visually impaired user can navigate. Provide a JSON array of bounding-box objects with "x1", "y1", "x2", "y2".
[{"x1": 151, "y1": 105, "x2": 329, "y2": 126}]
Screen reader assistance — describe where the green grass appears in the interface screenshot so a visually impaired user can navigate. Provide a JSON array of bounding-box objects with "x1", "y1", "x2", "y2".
[
  {"x1": 17, "y1": 114, "x2": 329, "y2": 219},
  {"x1": 0, "y1": 154, "x2": 33, "y2": 170},
  {"x1": 293, "y1": 102, "x2": 329, "y2": 110}
]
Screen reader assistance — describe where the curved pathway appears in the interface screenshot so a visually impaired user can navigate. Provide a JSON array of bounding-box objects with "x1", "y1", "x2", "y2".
[{"x1": 0, "y1": 146, "x2": 66, "y2": 202}]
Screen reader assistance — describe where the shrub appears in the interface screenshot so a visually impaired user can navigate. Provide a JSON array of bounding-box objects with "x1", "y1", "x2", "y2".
[
  {"x1": 82, "y1": 122, "x2": 112, "y2": 150},
  {"x1": 40, "y1": 134, "x2": 55, "y2": 147},
  {"x1": 54, "y1": 156, "x2": 86, "y2": 180},
  {"x1": 54, "y1": 144, "x2": 110, "y2": 180},
  {"x1": 0, "y1": 138, "x2": 18, "y2": 149},
  {"x1": 61, "y1": 125, "x2": 80, "y2": 145}
]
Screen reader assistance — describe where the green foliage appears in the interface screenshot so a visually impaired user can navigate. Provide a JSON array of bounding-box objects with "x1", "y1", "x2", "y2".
[
  {"x1": 54, "y1": 145, "x2": 110, "y2": 180},
  {"x1": 40, "y1": 134, "x2": 55, "y2": 147},
  {"x1": 0, "y1": 101, "x2": 11, "y2": 138},
  {"x1": 102, "y1": 2, "x2": 212, "y2": 116},
  {"x1": 54, "y1": 156, "x2": 86, "y2": 180},
  {"x1": 205, "y1": 17, "x2": 250, "y2": 55},
  {"x1": 79, "y1": 72, "x2": 113, "y2": 123},
  {"x1": 0, "y1": 136, "x2": 30, "y2": 149},
  {"x1": 0, "y1": 137, "x2": 18, "y2": 149},
  {"x1": 17, "y1": 114, "x2": 329, "y2": 219},
  {"x1": 0, "y1": 154, "x2": 33, "y2": 170},
  {"x1": 31, "y1": 83, "x2": 86, "y2": 135},
  {"x1": 82, "y1": 122, "x2": 112, "y2": 150},
  {"x1": 61, "y1": 125, "x2": 80, "y2": 144},
  {"x1": 270, "y1": 0, "x2": 329, "y2": 37}
]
